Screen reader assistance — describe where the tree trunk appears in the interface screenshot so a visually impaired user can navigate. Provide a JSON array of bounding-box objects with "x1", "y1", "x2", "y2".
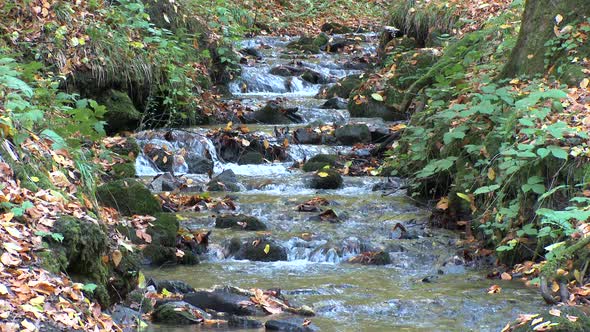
[{"x1": 501, "y1": 0, "x2": 590, "y2": 78}]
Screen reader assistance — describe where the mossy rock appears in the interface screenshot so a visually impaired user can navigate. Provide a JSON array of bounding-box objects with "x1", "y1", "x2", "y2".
[
  {"x1": 233, "y1": 237, "x2": 288, "y2": 262},
  {"x1": 152, "y1": 302, "x2": 206, "y2": 324},
  {"x1": 287, "y1": 36, "x2": 321, "y2": 54},
  {"x1": 148, "y1": 213, "x2": 179, "y2": 247},
  {"x1": 97, "y1": 89, "x2": 142, "y2": 134},
  {"x1": 110, "y1": 137, "x2": 141, "y2": 160},
  {"x1": 126, "y1": 289, "x2": 154, "y2": 313},
  {"x1": 383, "y1": 37, "x2": 419, "y2": 56},
  {"x1": 334, "y1": 124, "x2": 371, "y2": 145},
  {"x1": 97, "y1": 178, "x2": 161, "y2": 216},
  {"x1": 111, "y1": 163, "x2": 136, "y2": 179},
  {"x1": 347, "y1": 94, "x2": 406, "y2": 121},
  {"x1": 558, "y1": 63, "x2": 587, "y2": 87},
  {"x1": 12, "y1": 163, "x2": 53, "y2": 192},
  {"x1": 321, "y1": 22, "x2": 353, "y2": 34},
  {"x1": 142, "y1": 244, "x2": 177, "y2": 266},
  {"x1": 215, "y1": 214, "x2": 267, "y2": 231},
  {"x1": 511, "y1": 306, "x2": 590, "y2": 332},
  {"x1": 207, "y1": 170, "x2": 241, "y2": 192},
  {"x1": 325, "y1": 75, "x2": 362, "y2": 99},
  {"x1": 309, "y1": 169, "x2": 343, "y2": 189},
  {"x1": 238, "y1": 151, "x2": 264, "y2": 165},
  {"x1": 313, "y1": 33, "x2": 330, "y2": 47},
  {"x1": 302, "y1": 154, "x2": 338, "y2": 172}
]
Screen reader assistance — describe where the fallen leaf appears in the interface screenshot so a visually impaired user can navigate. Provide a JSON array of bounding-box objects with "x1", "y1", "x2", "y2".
[
  {"x1": 549, "y1": 309, "x2": 561, "y2": 317},
  {"x1": 487, "y1": 284, "x2": 501, "y2": 294},
  {"x1": 263, "y1": 244, "x2": 270, "y2": 254},
  {"x1": 371, "y1": 93, "x2": 384, "y2": 102},
  {"x1": 501, "y1": 272, "x2": 512, "y2": 280},
  {"x1": 112, "y1": 250, "x2": 122, "y2": 267}
]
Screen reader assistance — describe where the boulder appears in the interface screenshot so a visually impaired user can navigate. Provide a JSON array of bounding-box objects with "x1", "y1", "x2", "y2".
[
  {"x1": 229, "y1": 237, "x2": 288, "y2": 262},
  {"x1": 286, "y1": 36, "x2": 321, "y2": 54},
  {"x1": 185, "y1": 154, "x2": 213, "y2": 174},
  {"x1": 143, "y1": 142, "x2": 175, "y2": 173},
  {"x1": 183, "y1": 289, "x2": 261, "y2": 316},
  {"x1": 150, "y1": 172, "x2": 180, "y2": 192},
  {"x1": 215, "y1": 214, "x2": 267, "y2": 231},
  {"x1": 207, "y1": 170, "x2": 241, "y2": 192},
  {"x1": 334, "y1": 124, "x2": 371, "y2": 145},
  {"x1": 270, "y1": 65, "x2": 305, "y2": 77},
  {"x1": 238, "y1": 151, "x2": 264, "y2": 165},
  {"x1": 308, "y1": 169, "x2": 343, "y2": 189},
  {"x1": 302, "y1": 154, "x2": 338, "y2": 172},
  {"x1": 142, "y1": 244, "x2": 178, "y2": 266},
  {"x1": 301, "y1": 69, "x2": 329, "y2": 84},
  {"x1": 152, "y1": 301, "x2": 208, "y2": 324},
  {"x1": 228, "y1": 315, "x2": 264, "y2": 329},
  {"x1": 110, "y1": 305, "x2": 142, "y2": 328},
  {"x1": 321, "y1": 97, "x2": 348, "y2": 109},
  {"x1": 250, "y1": 100, "x2": 302, "y2": 124},
  {"x1": 97, "y1": 89, "x2": 142, "y2": 134},
  {"x1": 348, "y1": 251, "x2": 391, "y2": 265},
  {"x1": 147, "y1": 213, "x2": 179, "y2": 247},
  {"x1": 96, "y1": 178, "x2": 161, "y2": 216},
  {"x1": 147, "y1": 279, "x2": 195, "y2": 294},
  {"x1": 293, "y1": 128, "x2": 322, "y2": 145},
  {"x1": 347, "y1": 98, "x2": 404, "y2": 121},
  {"x1": 110, "y1": 137, "x2": 141, "y2": 160},
  {"x1": 324, "y1": 75, "x2": 361, "y2": 99},
  {"x1": 239, "y1": 47, "x2": 263, "y2": 59}
]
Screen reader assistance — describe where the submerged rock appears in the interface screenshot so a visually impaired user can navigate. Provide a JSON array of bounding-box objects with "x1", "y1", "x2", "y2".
[
  {"x1": 97, "y1": 178, "x2": 161, "y2": 216},
  {"x1": 215, "y1": 214, "x2": 267, "y2": 231},
  {"x1": 265, "y1": 318, "x2": 320, "y2": 331},
  {"x1": 228, "y1": 315, "x2": 264, "y2": 328},
  {"x1": 147, "y1": 279, "x2": 195, "y2": 294},
  {"x1": 334, "y1": 124, "x2": 371, "y2": 145},
  {"x1": 183, "y1": 289, "x2": 262, "y2": 316},
  {"x1": 321, "y1": 97, "x2": 348, "y2": 109},
  {"x1": 308, "y1": 169, "x2": 343, "y2": 189}
]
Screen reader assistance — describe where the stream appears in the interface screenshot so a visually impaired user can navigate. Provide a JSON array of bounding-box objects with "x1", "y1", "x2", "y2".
[{"x1": 135, "y1": 32, "x2": 542, "y2": 331}]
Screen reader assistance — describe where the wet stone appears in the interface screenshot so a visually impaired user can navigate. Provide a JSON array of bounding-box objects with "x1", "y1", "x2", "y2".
[
  {"x1": 265, "y1": 318, "x2": 320, "y2": 332},
  {"x1": 215, "y1": 214, "x2": 267, "y2": 231}
]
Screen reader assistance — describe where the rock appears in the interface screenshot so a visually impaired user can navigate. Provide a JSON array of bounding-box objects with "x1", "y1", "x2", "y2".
[
  {"x1": 313, "y1": 32, "x2": 329, "y2": 47},
  {"x1": 324, "y1": 75, "x2": 361, "y2": 99},
  {"x1": 207, "y1": 169, "x2": 241, "y2": 192},
  {"x1": 152, "y1": 301, "x2": 208, "y2": 324},
  {"x1": 142, "y1": 244, "x2": 178, "y2": 266},
  {"x1": 111, "y1": 163, "x2": 136, "y2": 179},
  {"x1": 110, "y1": 305, "x2": 142, "y2": 327},
  {"x1": 185, "y1": 154, "x2": 213, "y2": 174},
  {"x1": 265, "y1": 318, "x2": 320, "y2": 332},
  {"x1": 150, "y1": 172, "x2": 180, "y2": 192},
  {"x1": 372, "y1": 179, "x2": 401, "y2": 191},
  {"x1": 308, "y1": 169, "x2": 343, "y2": 189},
  {"x1": 325, "y1": 38, "x2": 355, "y2": 53},
  {"x1": 334, "y1": 124, "x2": 371, "y2": 145},
  {"x1": 348, "y1": 251, "x2": 391, "y2": 265},
  {"x1": 321, "y1": 97, "x2": 348, "y2": 109},
  {"x1": 147, "y1": 279, "x2": 195, "y2": 294},
  {"x1": 301, "y1": 69, "x2": 328, "y2": 84},
  {"x1": 228, "y1": 315, "x2": 264, "y2": 329},
  {"x1": 97, "y1": 89, "x2": 142, "y2": 134},
  {"x1": 302, "y1": 154, "x2": 338, "y2": 172},
  {"x1": 347, "y1": 97, "x2": 404, "y2": 121},
  {"x1": 321, "y1": 22, "x2": 353, "y2": 34},
  {"x1": 230, "y1": 237, "x2": 288, "y2": 262},
  {"x1": 238, "y1": 151, "x2": 264, "y2": 165},
  {"x1": 270, "y1": 65, "x2": 305, "y2": 77},
  {"x1": 143, "y1": 142, "x2": 175, "y2": 173},
  {"x1": 240, "y1": 47, "x2": 263, "y2": 59},
  {"x1": 183, "y1": 289, "x2": 261, "y2": 316},
  {"x1": 97, "y1": 178, "x2": 161, "y2": 216},
  {"x1": 251, "y1": 100, "x2": 302, "y2": 124},
  {"x1": 125, "y1": 289, "x2": 154, "y2": 313},
  {"x1": 286, "y1": 36, "x2": 321, "y2": 54},
  {"x1": 215, "y1": 214, "x2": 267, "y2": 231},
  {"x1": 293, "y1": 128, "x2": 322, "y2": 145}
]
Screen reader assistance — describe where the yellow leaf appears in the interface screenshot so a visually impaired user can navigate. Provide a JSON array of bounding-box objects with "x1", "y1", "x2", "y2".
[
  {"x1": 162, "y1": 156, "x2": 168, "y2": 164},
  {"x1": 161, "y1": 288, "x2": 171, "y2": 297},
  {"x1": 263, "y1": 244, "x2": 270, "y2": 254},
  {"x1": 263, "y1": 140, "x2": 270, "y2": 150},
  {"x1": 225, "y1": 121, "x2": 233, "y2": 131},
  {"x1": 31, "y1": 176, "x2": 39, "y2": 183},
  {"x1": 549, "y1": 309, "x2": 561, "y2": 317},
  {"x1": 580, "y1": 78, "x2": 589, "y2": 89},
  {"x1": 138, "y1": 271, "x2": 146, "y2": 288},
  {"x1": 283, "y1": 138, "x2": 289, "y2": 147},
  {"x1": 317, "y1": 172, "x2": 329, "y2": 178},
  {"x1": 2, "y1": 212, "x2": 14, "y2": 222},
  {"x1": 241, "y1": 138, "x2": 251, "y2": 147},
  {"x1": 29, "y1": 296, "x2": 45, "y2": 306},
  {"x1": 487, "y1": 168, "x2": 496, "y2": 181},
  {"x1": 456, "y1": 192, "x2": 472, "y2": 203},
  {"x1": 436, "y1": 197, "x2": 449, "y2": 210},
  {"x1": 499, "y1": 24, "x2": 512, "y2": 29},
  {"x1": 555, "y1": 14, "x2": 563, "y2": 24},
  {"x1": 112, "y1": 250, "x2": 122, "y2": 268},
  {"x1": 21, "y1": 319, "x2": 37, "y2": 331},
  {"x1": 0, "y1": 283, "x2": 8, "y2": 295}
]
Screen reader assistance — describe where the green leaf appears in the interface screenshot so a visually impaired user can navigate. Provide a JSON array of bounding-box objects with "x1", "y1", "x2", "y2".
[
  {"x1": 474, "y1": 184, "x2": 501, "y2": 195},
  {"x1": 548, "y1": 145, "x2": 567, "y2": 159},
  {"x1": 536, "y1": 148, "x2": 549, "y2": 158},
  {"x1": 82, "y1": 283, "x2": 98, "y2": 294},
  {"x1": 371, "y1": 93, "x2": 384, "y2": 102}
]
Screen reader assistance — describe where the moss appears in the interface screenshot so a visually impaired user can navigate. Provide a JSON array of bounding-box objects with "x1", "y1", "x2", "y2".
[
  {"x1": 111, "y1": 163, "x2": 136, "y2": 179},
  {"x1": 127, "y1": 289, "x2": 154, "y2": 313},
  {"x1": 558, "y1": 64, "x2": 586, "y2": 87},
  {"x1": 37, "y1": 249, "x2": 68, "y2": 275},
  {"x1": 110, "y1": 137, "x2": 141, "y2": 160},
  {"x1": 287, "y1": 37, "x2": 321, "y2": 54},
  {"x1": 320, "y1": 22, "x2": 353, "y2": 34},
  {"x1": 12, "y1": 163, "x2": 53, "y2": 192},
  {"x1": 148, "y1": 213, "x2": 179, "y2": 247},
  {"x1": 215, "y1": 214, "x2": 267, "y2": 231},
  {"x1": 97, "y1": 89, "x2": 142, "y2": 134},
  {"x1": 303, "y1": 154, "x2": 338, "y2": 172},
  {"x1": 96, "y1": 178, "x2": 161, "y2": 216},
  {"x1": 313, "y1": 33, "x2": 329, "y2": 47}
]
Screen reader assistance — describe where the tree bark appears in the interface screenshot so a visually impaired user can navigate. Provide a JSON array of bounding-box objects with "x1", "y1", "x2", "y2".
[{"x1": 501, "y1": 0, "x2": 590, "y2": 78}]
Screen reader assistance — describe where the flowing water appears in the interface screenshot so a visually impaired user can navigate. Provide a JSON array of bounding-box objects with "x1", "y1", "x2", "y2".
[{"x1": 136, "y1": 33, "x2": 543, "y2": 331}]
